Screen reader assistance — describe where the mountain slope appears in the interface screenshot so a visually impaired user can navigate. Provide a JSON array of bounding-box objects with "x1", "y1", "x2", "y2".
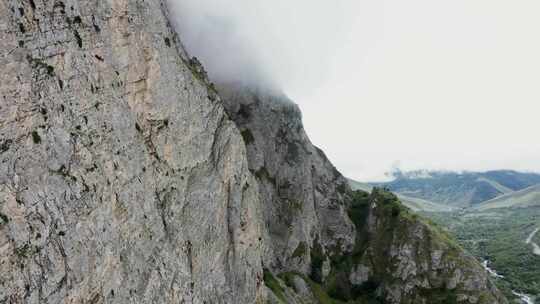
[
  {"x1": 377, "y1": 170, "x2": 540, "y2": 207},
  {"x1": 474, "y1": 184, "x2": 540, "y2": 211},
  {"x1": 348, "y1": 179, "x2": 455, "y2": 212}
]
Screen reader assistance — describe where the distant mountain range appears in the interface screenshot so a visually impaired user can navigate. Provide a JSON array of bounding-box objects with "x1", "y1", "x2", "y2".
[
  {"x1": 348, "y1": 178, "x2": 455, "y2": 212},
  {"x1": 350, "y1": 170, "x2": 540, "y2": 210}
]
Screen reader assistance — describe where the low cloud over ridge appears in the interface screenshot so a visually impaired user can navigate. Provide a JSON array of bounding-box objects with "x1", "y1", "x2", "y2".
[{"x1": 167, "y1": 0, "x2": 360, "y2": 92}]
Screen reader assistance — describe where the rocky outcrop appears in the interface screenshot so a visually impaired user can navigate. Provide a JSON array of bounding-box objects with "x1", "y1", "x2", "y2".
[
  {"x1": 0, "y1": 1, "x2": 263, "y2": 303},
  {"x1": 0, "y1": 0, "x2": 507, "y2": 303},
  {"x1": 219, "y1": 87, "x2": 508, "y2": 304},
  {"x1": 347, "y1": 189, "x2": 506, "y2": 303},
  {"x1": 218, "y1": 86, "x2": 355, "y2": 276}
]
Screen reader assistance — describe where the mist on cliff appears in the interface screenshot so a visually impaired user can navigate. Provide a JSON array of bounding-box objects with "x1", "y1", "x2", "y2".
[
  {"x1": 168, "y1": 0, "x2": 540, "y2": 182},
  {"x1": 167, "y1": 0, "x2": 360, "y2": 92}
]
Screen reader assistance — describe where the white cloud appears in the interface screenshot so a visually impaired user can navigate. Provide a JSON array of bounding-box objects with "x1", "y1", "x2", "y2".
[{"x1": 168, "y1": 0, "x2": 540, "y2": 181}]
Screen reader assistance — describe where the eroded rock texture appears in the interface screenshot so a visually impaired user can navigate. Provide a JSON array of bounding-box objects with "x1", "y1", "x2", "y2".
[
  {"x1": 218, "y1": 86, "x2": 355, "y2": 275},
  {"x1": 0, "y1": 1, "x2": 262, "y2": 303}
]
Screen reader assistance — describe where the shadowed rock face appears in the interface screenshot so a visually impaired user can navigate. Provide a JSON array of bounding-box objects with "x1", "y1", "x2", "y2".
[
  {"x1": 0, "y1": 1, "x2": 507, "y2": 303},
  {"x1": 218, "y1": 86, "x2": 355, "y2": 275}
]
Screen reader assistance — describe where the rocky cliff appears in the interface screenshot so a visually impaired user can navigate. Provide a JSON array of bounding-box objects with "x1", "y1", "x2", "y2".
[
  {"x1": 0, "y1": 1, "x2": 263, "y2": 303},
  {"x1": 218, "y1": 87, "x2": 507, "y2": 304},
  {"x1": 0, "y1": 1, "x2": 506, "y2": 303}
]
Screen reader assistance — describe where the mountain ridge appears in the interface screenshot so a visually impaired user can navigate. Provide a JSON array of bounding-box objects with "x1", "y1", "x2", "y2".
[{"x1": 373, "y1": 170, "x2": 540, "y2": 208}]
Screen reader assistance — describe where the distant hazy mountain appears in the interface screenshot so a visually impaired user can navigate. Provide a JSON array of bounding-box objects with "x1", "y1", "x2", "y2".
[
  {"x1": 348, "y1": 178, "x2": 456, "y2": 212},
  {"x1": 373, "y1": 170, "x2": 540, "y2": 207},
  {"x1": 347, "y1": 178, "x2": 373, "y2": 192}
]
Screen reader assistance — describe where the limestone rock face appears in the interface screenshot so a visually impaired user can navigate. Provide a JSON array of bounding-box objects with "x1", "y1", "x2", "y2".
[
  {"x1": 218, "y1": 86, "x2": 355, "y2": 276},
  {"x1": 219, "y1": 87, "x2": 508, "y2": 304},
  {"x1": 0, "y1": 1, "x2": 263, "y2": 303}
]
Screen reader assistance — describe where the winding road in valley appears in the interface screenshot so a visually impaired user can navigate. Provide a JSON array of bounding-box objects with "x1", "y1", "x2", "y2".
[
  {"x1": 526, "y1": 227, "x2": 540, "y2": 256},
  {"x1": 483, "y1": 228, "x2": 540, "y2": 304}
]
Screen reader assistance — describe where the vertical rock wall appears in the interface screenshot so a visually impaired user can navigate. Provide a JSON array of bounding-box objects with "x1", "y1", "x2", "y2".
[
  {"x1": 0, "y1": 1, "x2": 263, "y2": 303},
  {"x1": 218, "y1": 86, "x2": 355, "y2": 276}
]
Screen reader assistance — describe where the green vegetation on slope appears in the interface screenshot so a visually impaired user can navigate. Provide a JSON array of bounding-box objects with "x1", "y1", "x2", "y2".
[
  {"x1": 348, "y1": 178, "x2": 455, "y2": 212},
  {"x1": 264, "y1": 188, "x2": 504, "y2": 303},
  {"x1": 474, "y1": 184, "x2": 540, "y2": 211},
  {"x1": 264, "y1": 268, "x2": 288, "y2": 303},
  {"x1": 310, "y1": 189, "x2": 474, "y2": 303},
  {"x1": 424, "y1": 207, "x2": 540, "y2": 301}
]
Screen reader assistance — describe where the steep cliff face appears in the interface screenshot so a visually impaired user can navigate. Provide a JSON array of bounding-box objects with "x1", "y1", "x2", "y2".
[
  {"x1": 218, "y1": 86, "x2": 355, "y2": 276},
  {"x1": 219, "y1": 86, "x2": 507, "y2": 304},
  {"x1": 0, "y1": 1, "x2": 263, "y2": 303},
  {"x1": 0, "y1": 1, "x2": 506, "y2": 304},
  {"x1": 342, "y1": 190, "x2": 505, "y2": 303}
]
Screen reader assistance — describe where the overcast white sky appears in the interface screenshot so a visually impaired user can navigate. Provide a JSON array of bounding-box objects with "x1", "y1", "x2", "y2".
[{"x1": 169, "y1": 0, "x2": 540, "y2": 181}]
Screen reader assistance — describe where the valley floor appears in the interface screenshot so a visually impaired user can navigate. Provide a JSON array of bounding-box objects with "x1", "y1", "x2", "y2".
[{"x1": 423, "y1": 207, "x2": 540, "y2": 303}]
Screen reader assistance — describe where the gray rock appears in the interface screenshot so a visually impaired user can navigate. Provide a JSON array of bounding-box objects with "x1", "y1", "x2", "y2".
[
  {"x1": 291, "y1": 275, "x2": 312, "y2": 299},
  {"x1": 349, "y1": 264, "x2": 371, "y2": 286},
  {"x1": 0, "y1": 1, "x2": 263, "y2": 303},
  {"x1": 219, "y1": 86, "x2": 355, "y2": 276}
]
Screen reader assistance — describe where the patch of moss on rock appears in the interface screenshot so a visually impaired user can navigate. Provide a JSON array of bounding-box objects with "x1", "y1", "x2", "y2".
[
  {"x1": 0, "y1": 212, "x2": 9, "y2": 225},
  {"x1": 288, "y1": 199, "x2": 303, "y2": 212},
  {"x1": 15, "y1": 244, "x2": 39, "y2": 259},
  {"x1": 253, "y1": 167, "x2": 276, "y2": 184},
  {"x1": 241, "y1": 129, "x2": 255, "y2": 145},
  {"x1": 292, "y1": 242, "x2": 307, "y2": 259},
  {"x1": 264, "y1": 268, "x2": 287, "y2": 303},
  {"x1": 303, "y1": 275, "x2": 347, "y2": 304},
  {"x1": 310, "y1": 239, "x2": 325, "y2": 283},
  {"x1": 31, "y1": 130, "x2": 41, "y2": 144}
]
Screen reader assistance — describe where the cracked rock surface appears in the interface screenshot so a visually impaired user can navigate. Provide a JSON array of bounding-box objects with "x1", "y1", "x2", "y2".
[
  {"x1": 0, "y1": 1, "x2": 262, "y2": 303},
  {"x1": 219, "y1": 86, "x2": 355, "y2": 276}
]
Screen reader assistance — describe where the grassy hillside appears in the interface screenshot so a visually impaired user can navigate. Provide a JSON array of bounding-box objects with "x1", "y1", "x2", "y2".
[{"x1": 474, "y1": 184, "x2": 540, "y2": 211}]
